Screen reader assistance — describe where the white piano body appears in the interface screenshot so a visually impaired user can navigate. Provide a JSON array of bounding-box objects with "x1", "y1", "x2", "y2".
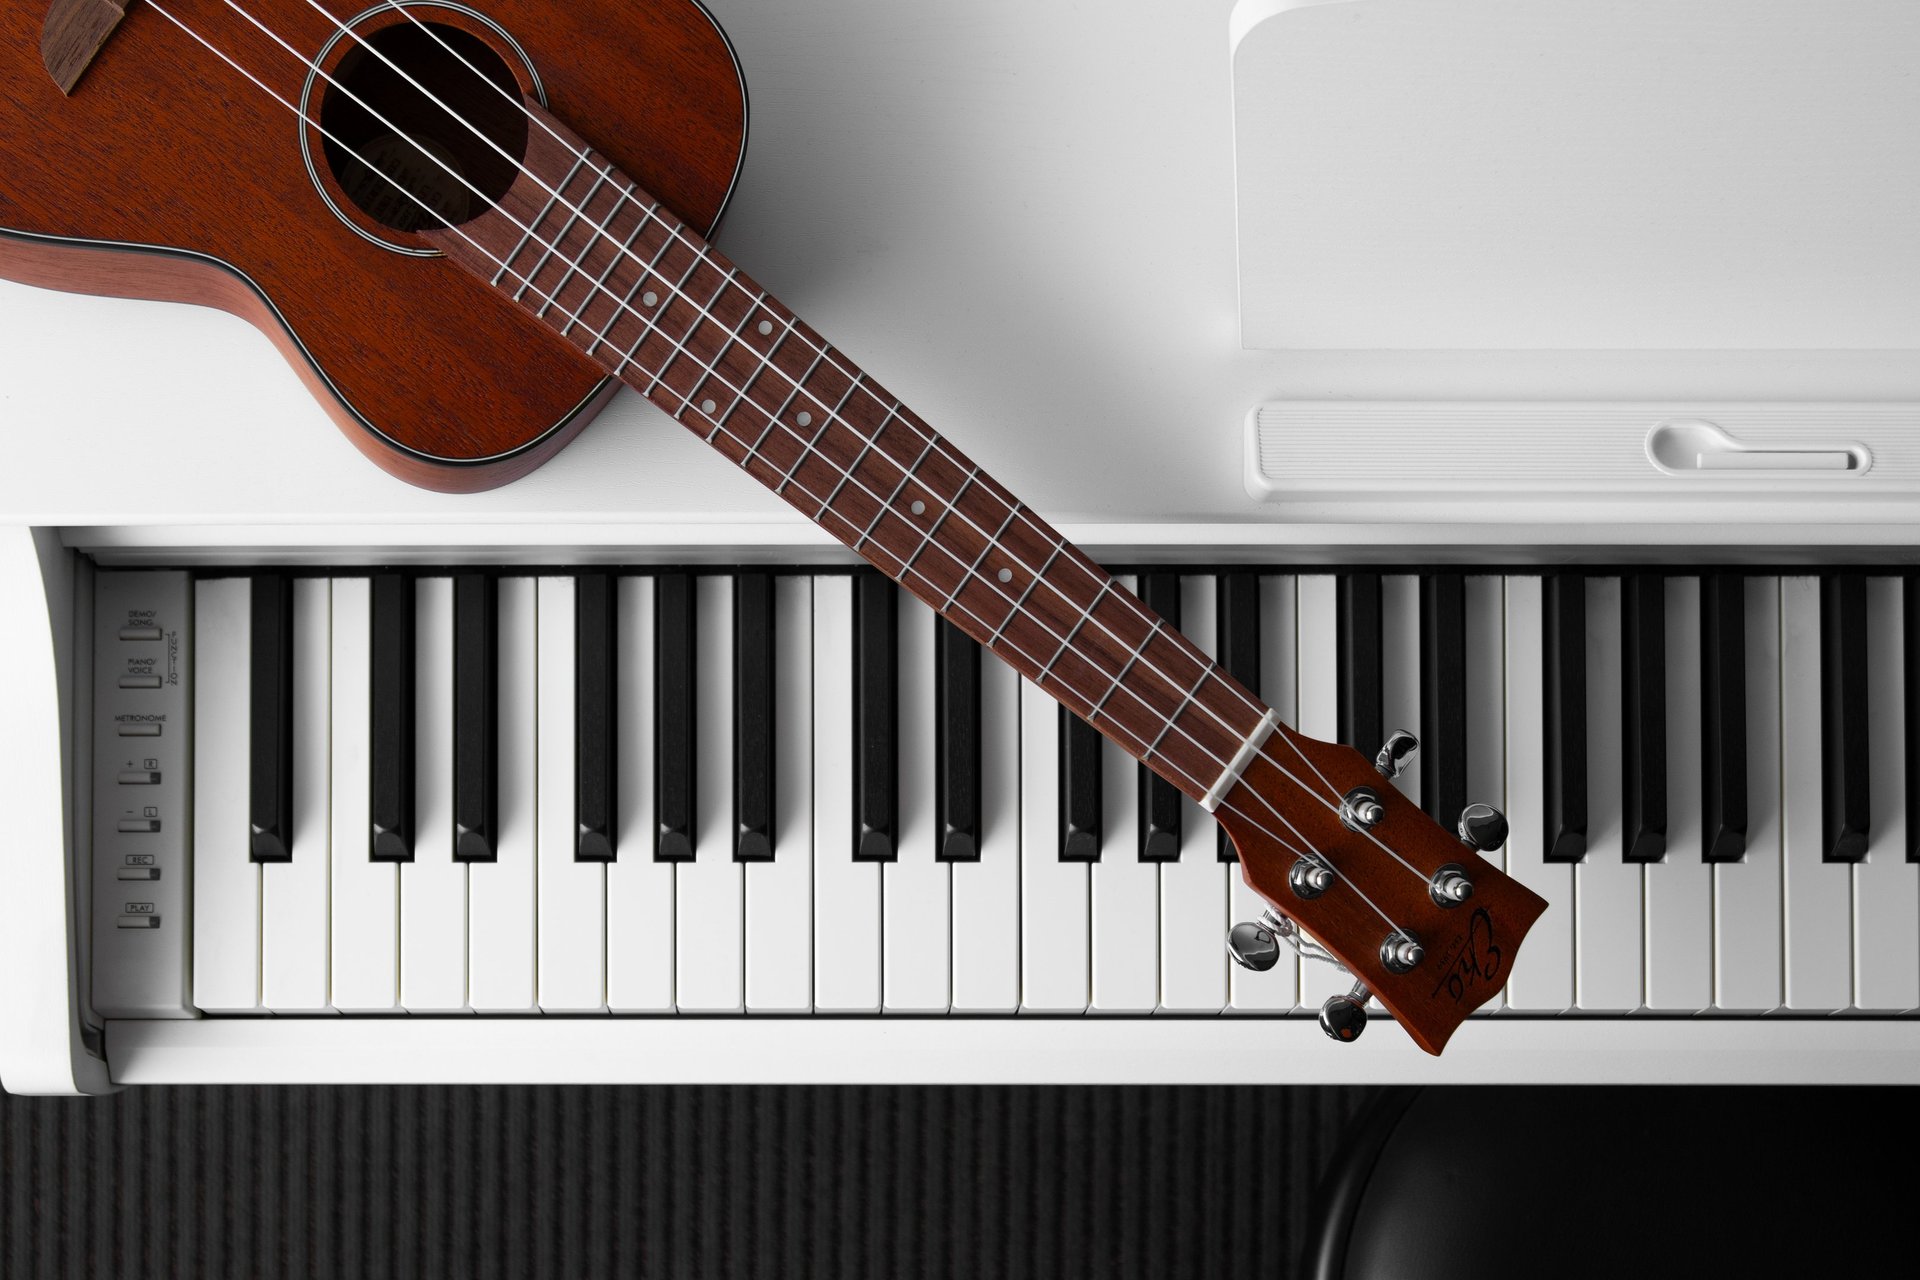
[{"x1": 6, "y1": 0, "x2": 1920, "y2": 1091}]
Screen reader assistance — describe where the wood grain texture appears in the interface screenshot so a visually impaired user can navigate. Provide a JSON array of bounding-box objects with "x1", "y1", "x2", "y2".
[
  {"x1": 41, "y1": 0, "x2": 128, "y2": 93},
  {"x1": 0, "y1": 0, "x2": 745, "y2": 491}
]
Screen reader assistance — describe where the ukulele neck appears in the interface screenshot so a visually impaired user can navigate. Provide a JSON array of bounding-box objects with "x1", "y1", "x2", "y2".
[{"x1": 424, "y1": 101, "x2": 1273, "y2": 806}]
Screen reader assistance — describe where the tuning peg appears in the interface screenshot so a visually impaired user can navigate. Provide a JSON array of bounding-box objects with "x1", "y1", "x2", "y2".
[
  {"x1": 1373, "y1": 730, "x2": 1419, "y2": 780},
  {"x1": 1289, "y1": 858, "x2": 1334, "y2": 899},
  {"x1": 1429, "y1": 862, "x2": 1474, "y2": 907},
  {"x1": 1457, "y1": 802, "x2": 1509, "y2": 852},
  {"x1": 1379, "y1": 931, "x2": 1424, "y2": 974},
  {"x1": 1226, "y1": 920, "x2": 1283, "y2": 972},
  {"x1": 1319, "y1": 981, "x2": 1371, "y2": 1043},
  {"x1": 1340, "y1": 786, "x2": 1385, "y2": 832}
]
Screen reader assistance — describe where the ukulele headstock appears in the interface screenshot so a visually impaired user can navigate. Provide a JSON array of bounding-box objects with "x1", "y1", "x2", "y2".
[{"x1": 1217, "y1": 727, "x2": 1549, "y2": 1056}]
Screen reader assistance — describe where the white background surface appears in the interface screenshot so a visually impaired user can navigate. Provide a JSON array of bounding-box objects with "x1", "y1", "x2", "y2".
[{"x1": 2, "y1": 0, "x2": 1917, "y2": 537}]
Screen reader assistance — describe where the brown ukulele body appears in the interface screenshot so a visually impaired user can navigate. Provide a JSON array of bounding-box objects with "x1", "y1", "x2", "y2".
[{"x1": 0, "y1": 0, "x2": 747, "y2": 491}]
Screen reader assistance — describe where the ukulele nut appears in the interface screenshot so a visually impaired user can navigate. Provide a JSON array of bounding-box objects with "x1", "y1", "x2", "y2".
[
  {"x1": 1340, "y1": 786, "x2": 1386, "y2": 832},
  {"x1": 1289, "y1": 857, "x2": 1335, "y2": 899},
  {"x1": 1428, "y1": 862, "x2": 1474, "y2": 908},
  {"x1": 1380, "y1": 932, "x2": 1424, "y2": 974}
]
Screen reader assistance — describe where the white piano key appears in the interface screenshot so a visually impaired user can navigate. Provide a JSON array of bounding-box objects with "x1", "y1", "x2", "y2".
[
  {"x1": 1090, "y1": 575, "x2": 1151, "y2": 1014},
  {"x1": 1643, "y1": 576, "x2": 1711, "y2": 1013},
  {"x1": 1851, "y1": 577, "x2": 1918, "y2": 1012},
  {"x1": 951, "y1": 642, "x2": 1021, "y2": 1013},
  {"x1": 1575, "y1": 576, "x2": 1643, "y2": 1012},
  {"x1": 1463, "y1": 574, "x2": 1506, "y2": 1013},
  {"x1": 400, "y1": 577, "x2": 467, "y2": 1012},
  {"x1": 812, "y1": 577, "x2": 881, "y2": 1013},
  {"x1": 1503, "y1": 576, "x2": 1573, "y2": 1012},
  {"x1": 1021, "y1": 677, "x2": 1089, "y2": 1012},
  {"x1": 1159, "y1": 576, "x2": 1227, "y2": 1013},
  {"x1": 676, "y1": 576, "x2": 743, "y2": 1012},
  {"x1": 884, "y1": 593, "x2": 950, "y2": 1012},
  {"x1": 262, "y1": 577, "x2": 330, "y2": 1012},
  {"x1": 608, "y1": 575, "x2": 675, "y2": 1012},
  {"x1": 468, "y1": 577, "x2": 537, "y2": 1012},
  {"x1": 191, "y1": 576, "x2": 260, "y2": 1013},
  {"x1": 328, "y1": 578, "x2": 397, "y2": 1012},
  {"x1": 1297, "y1": 574, "x2": 1354, "y2": 1010},
  {"x1": 746, "y1": 576, "x2": 813, "y2": 1013},
  {"x1": 1714, "y1": 577, "x2": 1783, "y2": 1013},
  {"x1": 536, "y1": 576, "x2": 605, "y2": 1011},
  {"x1": 1229, "y1": 574, "x2": 1298, "y2": 1013},
  {"x1": 1781, "y1": 576, "x2": 1852, "y2": 1010},
  {"x1": 1381, "y1": 574, "x2": 1421, "y2": 810}
]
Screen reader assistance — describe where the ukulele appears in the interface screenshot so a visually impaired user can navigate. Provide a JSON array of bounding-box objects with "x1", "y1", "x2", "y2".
[{"x1": 3, "y1": 0, "x2": 1545, "y2": 1054}]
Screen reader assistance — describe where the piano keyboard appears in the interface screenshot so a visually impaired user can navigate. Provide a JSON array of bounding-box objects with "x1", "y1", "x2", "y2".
[{"x1": 89, "y1": 568, "x2": 1920, "y2": 1021}]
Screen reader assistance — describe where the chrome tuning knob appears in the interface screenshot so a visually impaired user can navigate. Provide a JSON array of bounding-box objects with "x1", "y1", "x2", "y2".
[
  {"x1": 1340, "y1": 786, "x2": 1385, "y2": 832},
  {"x1": 1226, "y1": 920, "x2": 1283, "y2": 972},
  {"x1": 1319, "y1": 981, "x2": 1371, "y2": 1043},
  {"x1": 1457, "y1": 802, "x2": 1510, "y2": 852},
  {"x1": 1428, "y1": 862, "x2": 1474, "y2": 907},
  {"x1": 1289, "y1": 858, "x2": 1335, "y2": 899},
  {"x1": 1379, "y1": 931, "x2": 1424, "y2": 974},
  {"x1": 1374, "y1": 730, "x2": 1419, "y2": 780}
]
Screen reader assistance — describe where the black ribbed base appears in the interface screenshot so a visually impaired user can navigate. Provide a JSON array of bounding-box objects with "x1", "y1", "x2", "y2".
[{"x1": 1, "y1": 1085, "x2": 1372, "y2": 1279}]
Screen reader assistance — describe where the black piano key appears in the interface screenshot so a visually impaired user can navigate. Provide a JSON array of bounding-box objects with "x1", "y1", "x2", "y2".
[
  {"x1": 575, "y1": 572, "x2": 617, "y2": 863},
  {"x1": 1337, "y1": 572, "x2": 1383, "y2": 753},
  {"x1": 1419, "y1": 573, "x2": 1468, "y2": 832},
  {"x1": 1138, "y1": 573, "x2": 1183, "y2": 862},
  {"x1": 1821, "y1": 573, "x2": 1870, "y2": 862},
  {"x1": 1909, "y1": 576, "x2": 1920, "y2": 863},
  {"x1": 452, "y1": 573, "x2": 498, "y2": 863},
  {"x1": 1060, "y1": 707, "x2": 1102, "y2": 862},
  {"x1": 1701, "y1": 574, "x2": 1748, "y2": 863},
  {"x1": 936, "y1": 618, "x2": 982, "y2": 863},
  {"x1": 1543, "y1": 575, "x2": 1588, "y2": 863},
  {"x1": 734, "y1": 572, "x2": 775, "y2": 862},
  {"x1": 655, "y1": 573, "x2": 696, "y2": 862},
  {"x1": 369, "y1": 573, "x2": 414, "y2": 862},
  {"x1": 1621, "y1": 574, "x2": 1668, "y2": 864},
  {"x1": 854, "y1": 573, "x2": 897, "y2": 862},
  {"x1": 248, "y1": 572, "x2": 293, "y2": 863},
  {"x1": 1216, "y1": 573, "x2": 1261, "y2": 862}
]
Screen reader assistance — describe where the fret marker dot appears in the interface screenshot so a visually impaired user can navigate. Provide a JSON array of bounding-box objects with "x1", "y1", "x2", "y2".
[
  {"x1": 642, "y1": 290, "x2": 660, "y2": 307},
  {"x1": 796, "y1": 412, "x2": 813, "y2": 427},
  {"x1": 700, "y1": 399, "x2": 717, "y2": 415},
  {"x1": 910, "y1": 500, "x2": 927, "y2": 517},
  {"x1": 757, "y1": 320, "x2": 774, "y2": 336},
  {"x1": 997, "y1": 567, "x2": 1014, "y2": 584}
]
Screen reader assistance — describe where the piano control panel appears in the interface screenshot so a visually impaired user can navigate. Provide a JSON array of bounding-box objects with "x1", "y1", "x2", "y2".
[{"x1": 90, "y1": 571, "x2": 195, "y2": 1019}]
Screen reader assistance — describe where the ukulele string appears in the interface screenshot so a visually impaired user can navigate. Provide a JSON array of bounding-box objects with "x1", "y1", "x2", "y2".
[
  {"x1": 143, "y1": 0, "x2": 1428, "y2": 929},
  {"x1": 288, "y1": 0, "x2": 1339, "y2": 818}
]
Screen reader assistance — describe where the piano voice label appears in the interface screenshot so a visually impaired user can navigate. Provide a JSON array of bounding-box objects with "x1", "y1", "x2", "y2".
[{"x1": 1430, "y1": 908, "x2": 1502, "y2": 1005}]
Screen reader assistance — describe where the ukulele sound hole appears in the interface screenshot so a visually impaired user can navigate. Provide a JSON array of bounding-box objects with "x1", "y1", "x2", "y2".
[{"x1": 318, "y1": 22, "x2": 529, "y2": 235}]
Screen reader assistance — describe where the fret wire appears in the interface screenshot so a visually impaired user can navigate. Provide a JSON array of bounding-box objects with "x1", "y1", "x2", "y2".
[
  {"x1": 491, "y1": 150, "x2": 587, "y2": 286},
  {"x1": 810, "y1": 383, "x2": 887, "y2": 513},
  {"x1": 586, "y1": 217, "x2": 680, "y2": 356},
  {"x1": 559, "y1": 186, "x2": 647, "y2": 335},
  {"x1": 707, "y1": 291, "x2": 773, "y2": 431},
  {"x1": 851, "y1": 436, "x2": 936, "y2": 552},
  {"x1": 1037, "y1": 576, "x2": 1115, "y2": 683},
  {"x1": 772, "y1": 389, "x2": 848, "y2": 498},
  {"x1": 1091, "y1": 619, "x2": 1161, "y2": 717},
  {"x1": 899, "y1": 465, "x2": 980, "y2": 576},
  {"x1": 613, "y1": 246, "x2": 712, "y2": 379},
  {"x1": 516, "y1": 160, "x2": 612, "y2": 304},
  {"x1": 747, "y1": 334, "x2": 824, "y2": 455},
  {"x1": 987, "y1": 540, "x2": 1066, "y2": 649},
  {"x1": 1145, "y1": 670, "x2": 1210, "y2": 756},
  {"x1": 531, "y1": 164, "x2": 617, "y2": 314},
  {"x1": 653, "y1": 260, "x2": 738, "y2": 400},
  {"x1": 942, "y1": 498, "x2": 1021, "y2": 614}
]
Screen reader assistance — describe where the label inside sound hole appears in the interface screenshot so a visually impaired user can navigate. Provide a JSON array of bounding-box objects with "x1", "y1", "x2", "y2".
[{"x1": 339, "y1": 133, "x2": 472, "y2": 232}]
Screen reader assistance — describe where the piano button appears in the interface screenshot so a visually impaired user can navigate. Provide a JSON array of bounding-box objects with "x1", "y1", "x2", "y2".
[
  {"x1": 853, "y1": 572, "x2": 897, "y2": 862},
  {"x1": 1544, "y1": 574, "x2": 1589, "y2": 863},
  {"x1": 1701, "y1": 573, "x2": 1749, "y2": 863},
  {"x1": 1382, "y1": 573, "x2": 1421, "y2": 810},
  {"x1": 117, "y1": 723, "x2": 162, "y2": 737},
  {"x1": 950, "y1": 644, "x2": 1021, "y2": 1012},
  {"x1": 745, "y1": 575, "x2": 813, "y2": 1012},
  {"x1": 116, "y1": 867, "x2": 160, "y2": 881},
  {"x1": 935, "y1": 618, "x2": 982, "y2": 863},
  {"x1": 1714, "y1": 577, "x2": 1783, "y2": 1013},
  {"x1": 190, "y1": 576, "x2": 261, "y2": 1013},
  {"x1": 1621, "y1": 573, "x2": 1668, "y2": 864},
  {"x1": 536, "y1": 576, "x2": 606, "y2": 1011},
  {"x1": 1781, "y1": 576, "x2": 1853, "y2": 1010},
  {"x1": 608, "y1": 575, "x2": 674, "y2": 1012},
  {"x1": 883, "y1": 591, "x2": 949, "y2": 1012},
  {"x1": 117, "y1": 915, "x2": 161, "y2": 929},
  {"x1": 119, "y1": 626, "x2": 164, "y2": 642},
  {"x1": 117, "y1": 674, "x2": 162, "y2": 689},
  {"x1": 452, "y1": 573, "x2": 498, "y2": 863},
  {"x1": 329, "y1": 577, "x2": 398, "y2": 1012},
  {"x1": 1503, "y1": 576, "x2": 1574, "y2": 1013},
  {"x1": 247, "y1": 572, "x2": 294, "y2": 863},
  {"x1": 398, "y1": 577, "x2": 466, "y2": 1012},
  {"x1": 574, "y1": 571, "x2": 618, "y2": 863},
  {"x1": 1850, "y1": 577, "x2": 1918, "y2": 1012},
  {"x1": 1228, "y1": 574, "x2": 1298, "y2": 1013},
  {"x1": 1419, "y1": 573, "x2": 1466, "y2": 828},
  {"x1": 733, "y1": 572, "x2": 775, "y2": 863},
  {"x1": 117, "y1": 771, "x2": 161, "y2": 785},
  {"x1": 1821, "y1": 573, "x2": 1871, "y2": 861},
  {"x1": 1643, "y1": 576, "x2": 1711, "y2": 1012},
  {"x1": 811, "y1": 576, "x2": 881, "y2": 1013},
  {"x1": 1090, "y1": 574, "x2": 1151, "y2": 1013},
  {"x1": 1159, "y1": 575, "x2": 1227, "y2": 1013},
  {"x1": 1463, "y1": 574, "x2": 1507, "y2": 1013},
  {"x1": 1137, "y1": 572, "x2": 1183, "y2": 862},
  {"x1": 117, "y1": 818, "x2": 161, "y2": 834},
  {"x1": 1297, "y1": 573, "x2": 1356, "y2": 1011},
  {"x1": 1021, "y1": 675, "x2": 1089, "y2": 1012},
  {"x1": 261, "y1": 577, "x2": 331, "y2": 1012},
  {"x1": 677, "y1": 575, "x2": 744, "y2": 1012},
  {"x1": 1215, "y1": 572, "x2": 1261, "y2": 863},
  {"x1": 1061, "y1": 708, "x2": 1103, "y2": 861},
  {"x1": 654, "y1": 572, "x2": 696, "y2": 862},
  {"x1": 369, "y1": 574, "x2": 415, "y2": 863},
  {"x1": 1336, "y1": 571, "x2": 1383, "y2": 753},
  {"x1": 1574, "y1": 577, "x2": 1643, "y2": 1012},
  {"x1": 466, "y1": 577, "x2": 538, "y2": 1012}
]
